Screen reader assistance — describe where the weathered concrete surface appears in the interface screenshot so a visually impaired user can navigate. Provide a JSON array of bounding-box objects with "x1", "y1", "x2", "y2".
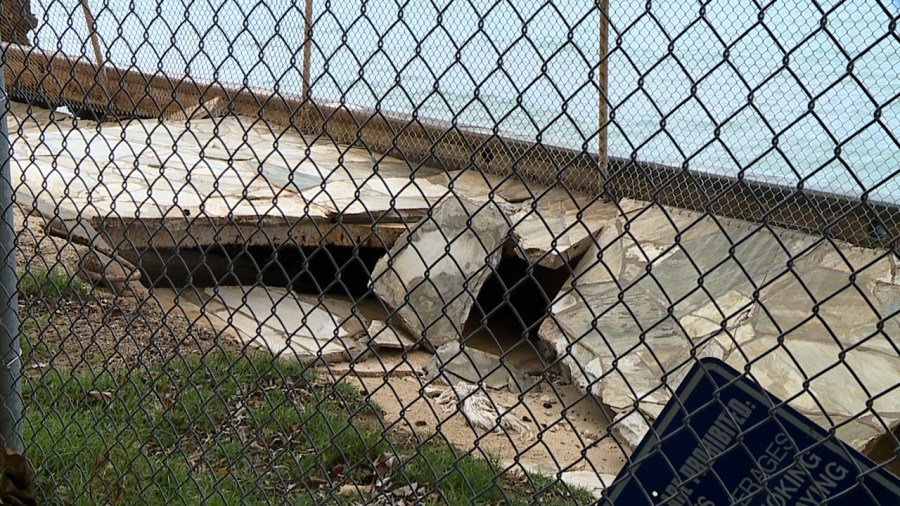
[
  {"x1": 540, "y1": 199, "x2": 900, "y2": 453},
  {"x1": 366, "y1": 320, "x2": 418, "y2": 350},
  {"x1": 371, "y1": 195, "x2": 510, "y2": 349},
  {"x1": 9, "y1": 105, "x2": 611, "y2": 268},
  {"x1": 508, "y1": 187, "x2": 619, "y2": 269},
  {"x1": 8, "y1": 111, "x2": 450, "y2": 254},
  {"x1": 163, "y1": 286, "x2": 368, "y2": 361},
  {"x1": 425, "y1": 342, "x2": 532, "y2": 392}
]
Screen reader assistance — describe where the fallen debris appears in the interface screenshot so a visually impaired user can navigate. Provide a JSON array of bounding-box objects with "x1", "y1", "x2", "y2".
[
  {"x1": 371, "y1": 195, "x2": 510, "y2": 349},
  {"x1": 425, "y1": 342, "x2": 532, "y2": 393},
  {"x1": 176, "y1": 286, "x2": 368, "y2": 363},
  {"x1": 78, "y1": 246, "x2": 149, "y2": 300},
  {"x1": 0, "y1": 447, "x2": 36, "y2": 506},
  {"x1": 33, "y1": 197, "x2": 148, "y2": 299},
  {"x1": 432, "y1": 381, "x2": 533, "y2": 440},
  {"x1": 367, "y1": 320, "x2": 418, "y2": 350}
]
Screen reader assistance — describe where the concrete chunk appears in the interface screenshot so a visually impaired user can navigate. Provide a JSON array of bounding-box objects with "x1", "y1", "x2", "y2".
[
  {"x1": 425, "y1": 342, "x2": 532, "y2": 393},
  {"x1": 199, "y1": 286, "x2": 363, "y2": 362},
  {"x1": 371, "y1": 195, "x2": 510, "y2": 349},
  {"x1": 367, "y1": 320, "x2": 418, "y2": 350}
]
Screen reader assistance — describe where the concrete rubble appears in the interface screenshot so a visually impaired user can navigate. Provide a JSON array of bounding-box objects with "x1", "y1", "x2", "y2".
[
  {"x1": 184, "y1": 286, "x2": 369, "y2": 362},
  {"x1": 424, "y1": 342, "x2": 533, "y2": 393},
  {"x1": 371, "y1": 195, "x2": 510, "y2": 350},
  {"x1": 539, "y1": 199, "x2": 900, "y2": 454},
  {"x1": 16, "y1": 102, "x2": 897, "y2": 476},
  {"x1": 366, "y1": 320, "x2": 418, "y2": 350}
]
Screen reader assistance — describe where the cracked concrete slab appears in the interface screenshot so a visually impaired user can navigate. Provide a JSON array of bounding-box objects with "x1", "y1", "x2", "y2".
[{"x1": 540, "y1": 199, "x2": 900, "y2": 454}]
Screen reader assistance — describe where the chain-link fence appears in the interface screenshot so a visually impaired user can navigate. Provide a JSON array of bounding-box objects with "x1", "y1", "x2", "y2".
[{"x1": 0, "y1": 0, "x2": 897, "y2": 504}]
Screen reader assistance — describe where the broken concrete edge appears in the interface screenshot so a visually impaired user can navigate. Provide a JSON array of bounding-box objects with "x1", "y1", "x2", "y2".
[
  {"x1": 538, "y1": 198, "x2": 900, "y2": 458},
  {"x1": 424, "y1": 342, "x2": 540, "y2": 394},
  {"x1": 364, "y1": 319, "x2": 420, "y2": 351},
  {"x1": 31, "y1": 202, "x2": 151, "y2": 299},
  {"x1": 152, "y1": 286, "x2": 373, "y2": 366},
  {"x1": 369, "y1": 194, "x2": 512, "y2": 350}
]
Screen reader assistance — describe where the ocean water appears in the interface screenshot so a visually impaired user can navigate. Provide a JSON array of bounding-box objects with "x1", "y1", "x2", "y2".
[{"x1": 29, "y1": 0, "x2": 900, "y2": 202}]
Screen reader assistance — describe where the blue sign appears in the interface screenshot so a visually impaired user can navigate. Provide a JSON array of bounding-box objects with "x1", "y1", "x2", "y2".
[{"x1": 601, "y1": 358, "x2": 900, "y2": 505}]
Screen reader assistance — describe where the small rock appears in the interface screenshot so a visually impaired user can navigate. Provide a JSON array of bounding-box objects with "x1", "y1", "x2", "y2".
[
  {"x1": 611, "y1": 411, "x2": 650, "y2": 450},
  {"x1": 582, "y1": 428, "x2": 598, "y2": 440},
  {"x1": 543, "y1": 409, "x2": 554, "y2": 418},
  {"x1": 368, "y1": 320, "x2": 417, "y2": 350},
  {"x1": 415, "y1": 420, "x2": 427, "y2": 427},
  {"x1": 522, "y1": 415, "x2": 531, "y2": 423},
  {"x1": 540, "y1": 395, "x2": 554, "y2": 408}
]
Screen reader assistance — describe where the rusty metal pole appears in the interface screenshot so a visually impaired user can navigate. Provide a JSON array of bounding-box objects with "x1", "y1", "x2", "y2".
[
  {"x1": 0, "y1": 6, "x2": 23, "y2": 451},
  {"x1": 598, "y1": 0, "x2": 610, "y2": 196}
]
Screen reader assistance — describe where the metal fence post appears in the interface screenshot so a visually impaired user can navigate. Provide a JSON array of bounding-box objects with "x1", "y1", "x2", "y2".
[{"x1": 0, "y1": 34, "x2": 23, "y2": 451}]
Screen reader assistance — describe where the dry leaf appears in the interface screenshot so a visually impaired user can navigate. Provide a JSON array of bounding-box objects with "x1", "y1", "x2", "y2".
[
  {"x1": 328, "y1": 464, "x2": 345, "y2": 479},
  {"x1": 0, "y1": 448, "x2": 36, "y2": 506},
  {"x1": 0, "y1": 448, "x2": 33, "y2": 490},
  {"x1": 392, "y1": 483, "x2": 418, "y2": 498}
]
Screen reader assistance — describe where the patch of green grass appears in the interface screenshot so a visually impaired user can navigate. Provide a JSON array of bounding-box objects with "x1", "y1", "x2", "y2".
[
  {"x1": 18, "y1": 266, "x2": 89, "y2": 306},
  {"x1": 23, "y1": 347, "x2": 597, "y2": 505}
]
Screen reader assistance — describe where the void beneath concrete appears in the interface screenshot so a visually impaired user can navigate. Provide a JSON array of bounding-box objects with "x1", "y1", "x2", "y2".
[{"x1": 139, "y1": 244, "x2": 384, "y2": 298}]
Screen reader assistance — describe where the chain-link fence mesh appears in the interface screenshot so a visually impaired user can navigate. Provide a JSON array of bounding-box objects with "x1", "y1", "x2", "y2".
[{"x1": 0, "y1": 0, "x2": 897, "y2": 504}]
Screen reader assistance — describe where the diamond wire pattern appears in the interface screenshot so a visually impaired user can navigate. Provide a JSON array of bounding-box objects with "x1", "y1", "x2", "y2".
[{"x1": 0, "y1": 0, "x2": 897, "y2": 504}]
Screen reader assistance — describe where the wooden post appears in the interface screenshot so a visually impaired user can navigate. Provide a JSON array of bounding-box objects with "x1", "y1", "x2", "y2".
[
  {"x1": 79, "y1": 0, "x2": 112, "y2": 101},
  {"x1": 598, "y1": 0, "x2": 609, "y2": 195},
  {"x1": 300, "y1": 0, "x2": 314, "y2": 130}
]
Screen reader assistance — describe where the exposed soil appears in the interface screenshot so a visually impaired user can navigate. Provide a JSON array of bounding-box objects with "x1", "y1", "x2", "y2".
[
  {"x1": 14, "y1": 206, "x2": 218, "y2": 373},
  {"x1": 322, "y1": 352, "x2": 628, "y2": 478}
]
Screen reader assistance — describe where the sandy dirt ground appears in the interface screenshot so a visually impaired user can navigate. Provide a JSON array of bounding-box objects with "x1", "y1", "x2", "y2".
[{"x1": 318, "y1": 350, "x2": 627, "y2": 478}]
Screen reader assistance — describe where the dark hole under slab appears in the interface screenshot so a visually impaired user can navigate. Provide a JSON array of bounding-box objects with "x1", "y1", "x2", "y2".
[{"x1": 138, "y1": 243, "x2": 573, "y2": 367}]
